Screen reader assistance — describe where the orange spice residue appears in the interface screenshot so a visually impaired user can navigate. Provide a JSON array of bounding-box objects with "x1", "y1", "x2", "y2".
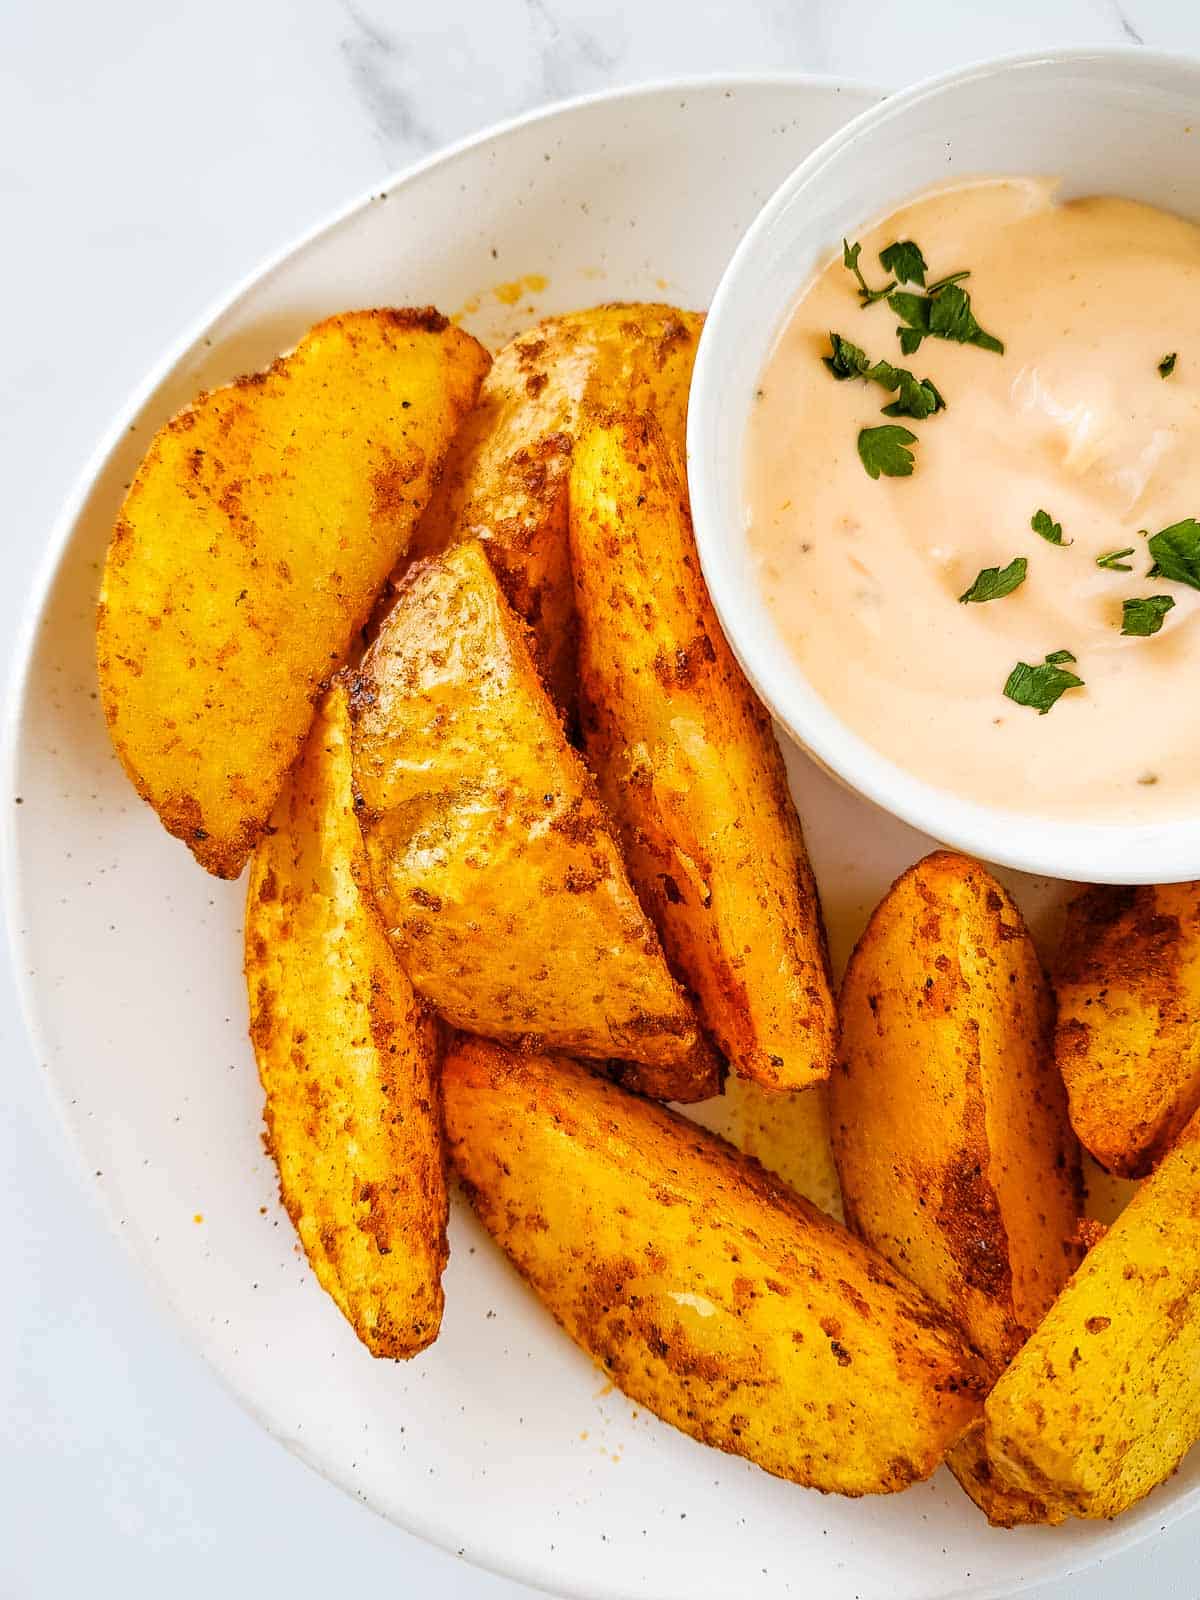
[{"x1": 493, "y1": 273, "x2": 548, "y2": 306}]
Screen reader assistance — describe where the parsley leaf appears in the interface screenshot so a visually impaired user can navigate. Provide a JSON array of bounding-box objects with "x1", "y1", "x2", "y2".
[
  {"x1": 879, "y1": 367, "x2": 946, "y2": 420},
  {"x1": 1121, "y1": 595, "x2": 1175, "y2": 636},
  {"x1": 842, "y1": 239, "x2": 894, "y2": 304},
  {"x1": 959, "y1": 556, "x2": 1027, "y2": 604},
  {"x1": 1096, "y1": 548, "x2": 1135, "y2": 571},
  {"x1": 857, "y1": 424, "x2": 917, "y2": 479},
  {"x1": 879, "y1": 240, "x2": 927, "y2": 287},
  {"x1": 1031, "y1": 509, "x2": 1070, "y2": 546},
  {"x1": 1004, "y1": 652, "x2": 1085, "y2": 714},
  {"x1": 823, "y1": 336, "x2": 946, "y2": 418},
  {"x1": 888, "y1": 280, "x2": 1003, "y2": 356},
  {"x1": 1159, "y1": 352, "x2": 1178, "y2": 378},
  {"x1": 1147, "y1": 518, "x2": 1200, "y2": 589},
  {"x1": 823, "y1": 332, "x2": 871, "y2": 379}
]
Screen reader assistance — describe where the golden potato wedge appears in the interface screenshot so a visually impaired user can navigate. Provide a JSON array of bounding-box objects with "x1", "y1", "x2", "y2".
[
  {"x1": 831, "y1": 851, "x2": 1081, "y2": 1370},
  {"x1": 568, "y1": 413, "x2": 835, "y2": 1093},
  {"x1": 413, "y1": 304, "x2": 702, "y2": 709},
  {"x1": 986, "y1": 1103, "x2": 1200, "y2": 1519},
  {"x1": 830, "y1": 851, "x2": 1082, "y2": 1525},
  {"x1": 442, "y1": 1036, "x2": 985, "y2": 1496},
  {"x1": 245, "y1": 683, "x2": 447, "y2": 1358},
  {"x1": 1056, "y1": 882, "x2": 1200, "y2": 1178},
  {"x1": 948, "y1": 1421, "x2": 1067, "y2": 1528},
  {"x1": 349, "y1": 539, "x2": 709, "y2": 1084},
  {"x1": 98, "y1": 309, "x2": 489, "y2": 877}
]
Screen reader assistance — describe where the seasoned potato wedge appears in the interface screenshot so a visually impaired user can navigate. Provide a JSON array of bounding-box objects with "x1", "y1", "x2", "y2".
[
  {"x1": 349, "y1": 540, "x2": 710, "y2": 1084},
  {"x1": 413, "y1": 304, "x2": 701, "y2": 709},
  {"x1": 569, "y1": 413, "x2": 836, "y2": 1093},
  {"x1": 986, "y1": 1104, "x2": 1200, "y2": 1519},
  {"x1": 98, "y1": 309, "x2": 489, "y2": 877},
  {"x1": 1056, "y1": 882, "x2": 1200, "y2": 1178},
  {"x1": 443, "y1": 1037, "x2": 986, "y2": 1496},
  {"x1": 245, "y1": 683, "x2": 447, "y2": 1358},
  {"x1": 830, "y1": 852, "x2": 1082, "y2": 1524}
]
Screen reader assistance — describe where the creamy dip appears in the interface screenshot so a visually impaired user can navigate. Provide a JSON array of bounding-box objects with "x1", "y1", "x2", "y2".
[{"x1": 745, "y1": 179, "x2": 1200, "y2": 822}]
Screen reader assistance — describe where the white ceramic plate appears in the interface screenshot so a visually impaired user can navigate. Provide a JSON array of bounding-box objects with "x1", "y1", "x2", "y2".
[{"x1": 5, "y1": 76, "x2": 1187, "y2": 1600}]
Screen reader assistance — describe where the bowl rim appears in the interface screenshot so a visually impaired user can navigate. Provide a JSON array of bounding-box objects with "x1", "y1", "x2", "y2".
[{"x1": 688, "y1": 43, "x2": 1200, "y2": 886}]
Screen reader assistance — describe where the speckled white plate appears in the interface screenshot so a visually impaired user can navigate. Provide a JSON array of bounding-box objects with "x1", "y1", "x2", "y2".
[{"x1": 4, "y1": 75, "x2": 1183, "y2": 1600}]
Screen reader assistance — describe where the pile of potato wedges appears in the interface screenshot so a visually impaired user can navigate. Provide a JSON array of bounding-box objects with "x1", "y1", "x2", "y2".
[{"x1": 96, "y1": 301, "x2": 1200, "y2": 1527}]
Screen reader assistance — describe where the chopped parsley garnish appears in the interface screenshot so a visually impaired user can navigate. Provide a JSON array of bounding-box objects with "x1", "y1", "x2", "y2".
[
  {"x1": 879, "y1": 366, "x2": 946, "y2": 420},
  {"x1": 842, "y1": 240, "x2": 894, "y2": 304},
  {"x1": 1121, "y1": 595, "x2": 1175, "y2": 636},
  {"x1": 823, "y1": 334, "x2": 946, "y2": 419},
  {"x1": 878, "y1": 240, "x2": 928, "y2": 287},
  {"x1": 1096, "y1": 548, "x2": 1135, "y2": 571},
  {"x1": 959, "y1": 557, "x2": 1027, "y2": 604},
  {"x1": 823, "y1": 332, "x2": 870, "y2": 379},
  {"x1": 1159, "y1": 352, "x2": 1178, "y2": 378},
  {"x1": 889, "y1": 281, "x2": 1004, "y2": 356},
  {"x1": 1004, "y1": 651, "x2": 1084, "y2": 714},
  {"x1": 1031, "y1": 509, "x2": 1070, "y2": 546},
  {"x1": 1146, "y1": 518, "x2": 1200, "y2": 589},
  {"x1": 857, "y1": 424, "x2": 917, "y2": 479}
]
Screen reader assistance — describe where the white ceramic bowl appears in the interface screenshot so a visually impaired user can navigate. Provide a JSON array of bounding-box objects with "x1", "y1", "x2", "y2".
[{"x1": 690, "y1": 47, "x2": 1200, "y2": 885}]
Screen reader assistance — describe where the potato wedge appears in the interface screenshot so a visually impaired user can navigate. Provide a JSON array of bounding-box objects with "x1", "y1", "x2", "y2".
[
  {"x1": 442, "y1": 1036, "x2": 986, "y2": 1496},
  {"x1": 568, "y1": 413, "x2": 835, "y2": 1093},
  {"x1": 245, "y1": 683, "x2": 447, "y2": 1358},
  {"x1": 349, "y1": 539, "x2": 710, "y2": 1083},
  {"x1": 413, "y1": 304, "x2": 701, "y2": 709},
  {"x1": 98, "y1": 309, "x2": 489, "y2": 877},
  {"x1": 986, "y1": 1103, "x2": 1200, "y2": 1519},
  {"x1": 1055, "y1": 882, "x2": 1200, "y2": 1178},
  {"x1": 830, "y1": 852, "x2": 1082, "y2": 1524}
]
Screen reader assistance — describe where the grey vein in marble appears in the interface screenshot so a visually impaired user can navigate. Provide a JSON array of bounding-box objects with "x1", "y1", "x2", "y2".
[
  {"x1": 339, "y1": 1, "x2": 439, "y2": 156},
  {"x1": 525, "y1": 0, "x2": 617, "y2": 102}
]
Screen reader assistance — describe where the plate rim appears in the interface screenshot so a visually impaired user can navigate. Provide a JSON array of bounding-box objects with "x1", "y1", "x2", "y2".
[{"x1": 6, "y1": 70, "x2": 1152, "y2": 1600}]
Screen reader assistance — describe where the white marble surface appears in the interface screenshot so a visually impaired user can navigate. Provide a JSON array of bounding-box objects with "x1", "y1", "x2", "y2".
[{"x1": 5, "y1": 3, "x2": 1200, "y2": 1596}]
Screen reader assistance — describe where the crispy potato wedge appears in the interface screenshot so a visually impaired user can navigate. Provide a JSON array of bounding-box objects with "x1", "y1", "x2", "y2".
[
  {"x1": 986, "y1": 1104, "x2": 1200, "y2": 1519},
  {"x1": 442, "y1": 1036, "x2": 986, "y2": 1496},
  {"x1": 1055, "y1": 882, "x2": 1200, "y2": 1178},
  {"x1": 349, "y1": 539, "x2": 711, "y2": 1084},
  {"x1": 98, "y1": 309, "x2": 489, "y2": 877},
  {"x1": 569, "y1": 412, "x2": 836, "y2": 1093},
  {"x1": 245, "y1": 683, "x2": 447, "y2": 1358},
  {"x1": 413, "y1": 304, "x2": 702, "y2": 709},
  {"x1": 830, "y1": 852, "x2": 1082, "y2": 1524}
]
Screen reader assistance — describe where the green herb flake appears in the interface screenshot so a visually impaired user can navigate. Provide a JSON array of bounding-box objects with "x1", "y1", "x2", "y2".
[
  {"x1": 842, "y1": 239, "x2": 894, "y2": 304},
  {"x1": 1159, "y1": 352, "x2": 1178, "y2": 378},
  {"x1": 880, "y1": 368, "x2": 946, "y2": 420},
  {"x1": 823, "y1": 335, "x2": 945, "y2": 419},
  {"x1": 879, "y1": 240, "x2": 928, "y2": 287},
  {"x1": 1096, "y1": 548, "x2": 1136, "y2": 571},
  {"x1": 1121, "y1": 595, "x2": 1176, "y2": 636},
  {"x1": 857, "y1": 424, "x2": 917, "y2": 480},
  {"x1": 1003, "y1": 651, "x2": 1085, "y2": 714},
  {"x1": 1146, "y1": 518, "x2": 1200, "y2": 590},
  {"x1": 1031, "y1": 509, "x2": 1070, "y2": 546},
  {"x1": 823, "y1": 332, "x2": 871, "y2": 380},
  {"x1": 888, "y1": 280, "x2": 1003, "y2": 356},
  {"x1": 959, "y1": 556, "x2": 1027, "y2": 604}
]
